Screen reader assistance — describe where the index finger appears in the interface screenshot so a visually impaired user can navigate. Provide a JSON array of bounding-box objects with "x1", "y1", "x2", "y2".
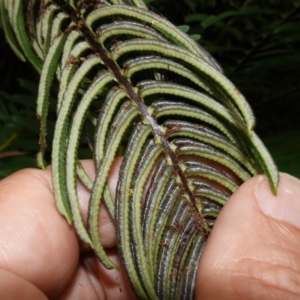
[
  {"x1": 0, "y1": 159, "x2": 117, "y2": 298},
  {"x1": 0, "y1": 167, "x2": 79, "y2": 297}
]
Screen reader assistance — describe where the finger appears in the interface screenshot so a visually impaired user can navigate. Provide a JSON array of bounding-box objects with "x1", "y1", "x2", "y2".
[
  {"x1": 196, "y1": 173, "x2": 300, "y2": 299},
  {"x1": 94, "y1": 248, "x2": 139, "y2": 300},
  {"x1": 0, "y1": 168, "x2": 79, "y2": 298},
  {"x1": 56, "y1": 262, "x2": 105, "y2": 300},
  {"x1": 0, "y1": 159, "x2": 120, "y2": 298},
  {"x1": 0, "y1": 268, "x2": 48, "y2": 299},
  {"x1": 56, "y1": 248, "x2": 138, "y2": 300}
]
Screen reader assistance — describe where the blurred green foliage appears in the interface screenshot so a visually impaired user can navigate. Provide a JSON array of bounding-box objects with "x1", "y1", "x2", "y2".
[
  {"x1": 264, "y1": 130, "x2": 300, "y2": 179},
  {"x1": 0, "y1": 0, "x2": 300, "y2": 178},
  {"x1": 0, "y1": 68, "x2": 40, "y2": 177}
]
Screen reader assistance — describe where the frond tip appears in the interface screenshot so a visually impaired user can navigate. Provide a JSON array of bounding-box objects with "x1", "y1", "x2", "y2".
[{"x1": 0, "y1": 0, "x2": 279, "y2": 298}]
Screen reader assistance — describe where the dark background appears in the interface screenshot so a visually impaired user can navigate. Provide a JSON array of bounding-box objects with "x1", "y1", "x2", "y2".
[{"x1": 1, "y1": 0, "x2": 300, "y2": 178}]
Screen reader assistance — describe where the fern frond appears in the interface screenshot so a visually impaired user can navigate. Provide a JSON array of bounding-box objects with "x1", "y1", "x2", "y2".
[{"x1": 0, "y1": 0, "x2": 279, "y2": 298}]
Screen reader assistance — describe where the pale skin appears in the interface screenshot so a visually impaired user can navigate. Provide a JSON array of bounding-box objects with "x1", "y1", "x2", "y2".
[{"x1": 1, "y1": 159, "x2": 300, "y2": 299}]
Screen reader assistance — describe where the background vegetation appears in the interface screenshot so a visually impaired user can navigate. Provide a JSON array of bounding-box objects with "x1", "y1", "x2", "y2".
[{"x1": 1, "y1": 0, "x2": 299, "y2": 178}]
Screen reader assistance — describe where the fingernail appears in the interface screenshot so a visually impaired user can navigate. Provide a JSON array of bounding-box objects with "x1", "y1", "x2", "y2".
[{"x1": 255, "y1": 174, "x2": 300, "y2": 229}]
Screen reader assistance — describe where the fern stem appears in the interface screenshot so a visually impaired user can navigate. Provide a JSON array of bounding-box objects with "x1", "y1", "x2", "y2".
[
  {"x1": 88, "y1": 102, "x2": 139, "y2": 269},
  {"x1": 98, "y1": 21, "x2": 167, "y2": 45},
  {"x1": 86, "y1": 4, "x2": 217, "y2": 64},
  {"x1": 173, "y1": 138, "x2": 251, "y2": 182},
  {"x1": 52, "y1": 0, "x2": 209, "y2": 233},
  {"x1": 12, "y1": 0, "x2": 43, "y2": 71},
  {"x1": 185, "y1": 161, "x2": 239, "y2": 193},
  {"x1": 36, "y1": 31, "x2": 67, "y2": 168},
  {"x1": 156, "y1": 199, "x2": 190, "y2": 299},
  {"x1": 0, "y1": 0, "x2": 26, "y2": 61},
  {"x1": 176, "y1": 234, "x2": 205, "y2": 300},
  {"x1": 131, "y1": 141, "x2": 164, "y2": 282},
  {"x1": 94, "y1": 88, "x2": 128, "y2": 164},
  {"x1": 151, "y1": 180, "x2": 182, "y2": 275},
  {"x1": 116, "y1": 123, "x2": 156, "y2": 299},
  {"x1": 142, "y1": 158, "x2": 173, "y2": 276}
]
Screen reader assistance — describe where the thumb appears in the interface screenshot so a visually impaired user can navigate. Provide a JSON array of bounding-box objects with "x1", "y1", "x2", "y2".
[{"x1": 196, "y1": 173, "x2": 300, "y2": 300}]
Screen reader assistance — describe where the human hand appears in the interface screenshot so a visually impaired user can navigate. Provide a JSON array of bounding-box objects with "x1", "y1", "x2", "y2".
[
  {"x1": 1, "y1": 160, "x2": 300, "y2": 299},
  {"x1": 196, "y1": 173, "x2": 300, "y2": 299},
  {"x1": 0, "y1": 159, "x2": 137, "y2": 299}
]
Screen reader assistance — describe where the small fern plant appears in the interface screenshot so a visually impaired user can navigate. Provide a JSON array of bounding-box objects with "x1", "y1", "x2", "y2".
[{"x1": 0, "y1": 0, "x2": 278, "y2": 299}]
